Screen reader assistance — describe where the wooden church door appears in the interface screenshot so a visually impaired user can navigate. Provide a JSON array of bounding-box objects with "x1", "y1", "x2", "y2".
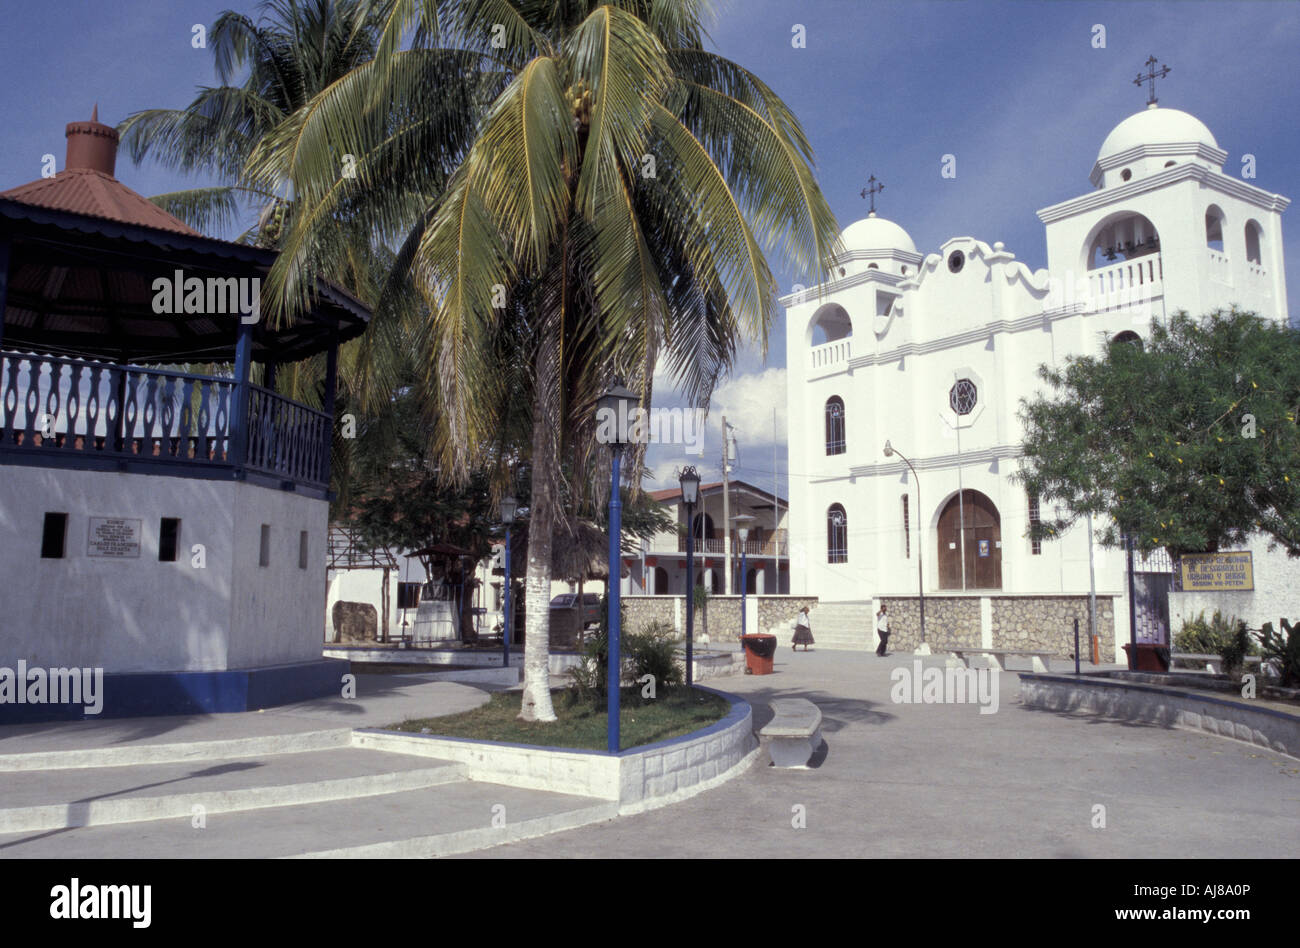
[{"x1": 937, "y1": 490, "x2": 1002, "y2": 590}]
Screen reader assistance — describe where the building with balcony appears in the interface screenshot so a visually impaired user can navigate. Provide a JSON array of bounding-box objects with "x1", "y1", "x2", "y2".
[
  {"x1": 783, "y1": 100, "x2": 1290, "y2": 659},
  {"x1": 0, "y1": 109, "x2": 370, "y2": 720},
  {"x1": 627, "y1": 479, "x2": 789, "y2": 596}
]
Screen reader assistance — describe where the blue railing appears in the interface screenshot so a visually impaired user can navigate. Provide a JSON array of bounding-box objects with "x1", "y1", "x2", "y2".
[{"x1": 0, "y1": 350, "x2": 329, "y2": 490}]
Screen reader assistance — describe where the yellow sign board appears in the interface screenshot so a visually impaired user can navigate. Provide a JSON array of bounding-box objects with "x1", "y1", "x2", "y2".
[{"x1": 1179, "y1": 552, "x2": 1254, "y2": 591}]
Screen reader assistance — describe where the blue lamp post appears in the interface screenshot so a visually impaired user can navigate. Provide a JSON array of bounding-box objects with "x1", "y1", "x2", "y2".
[
  {"x1": 500, "y1": 494, "x2": 517, "y2": 669},
  {"x1": 678, "y1": 466, "x2": 701, "y2": 686},
  {"x1": 599, "y1": 380, "x2": 638, "y2": 753}
]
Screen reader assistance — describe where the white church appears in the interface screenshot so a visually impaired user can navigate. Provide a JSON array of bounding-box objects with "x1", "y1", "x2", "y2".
[{"x1": 783, "y1": 94, "x2": 1290, "y2": 662}]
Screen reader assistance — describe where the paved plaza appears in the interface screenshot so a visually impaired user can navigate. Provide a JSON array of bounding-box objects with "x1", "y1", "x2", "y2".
[
  {"x1": 463, "y1": 649, "x2": 1300, "y2": 859},
  {"x1": 0, "y1": 651, "x2": 1295, "y2": 858}
]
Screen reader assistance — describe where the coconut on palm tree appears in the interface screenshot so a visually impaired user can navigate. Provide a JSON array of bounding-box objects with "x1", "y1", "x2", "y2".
[{"x1": 259, "y1": 0, "x2": 841, "y2": 721}]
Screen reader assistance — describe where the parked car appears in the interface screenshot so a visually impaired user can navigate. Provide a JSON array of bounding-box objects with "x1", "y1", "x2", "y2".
[{"x1": 550, "y1": 592, "x2": 602, "y2": 628}]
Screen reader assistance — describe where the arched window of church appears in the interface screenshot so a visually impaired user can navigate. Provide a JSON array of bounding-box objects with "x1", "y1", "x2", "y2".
[
  {"x1": 827, "y1": 504, "x2": 848, "y2": 564},
  {"x1": 1205, "y1": 205, "x2": 1225, "y2": 252},
  {"x1": 1087, "y1": 212, "x2": 1160, "y2": 270},
  {"x1": 825, "y1": 397, "x2": 846, "y2": 455},
  {"x1": 1111, "y1": 330, "x2": 1143, "y2": 351},
  {"x1": 1245, "y1": 220, "x2": 1263, "y2": 265},
  {"x1": 810, "y1": 302, "x2": 852, "y2": 345},
  {"x1": 901, "y1": 494, "x2": 910, "y2": 559}
]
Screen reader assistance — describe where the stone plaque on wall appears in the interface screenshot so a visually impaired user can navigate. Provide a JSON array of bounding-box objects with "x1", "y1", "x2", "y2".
[{"x1": 87, "y1": 517, "x2": 142, "y2": 558}]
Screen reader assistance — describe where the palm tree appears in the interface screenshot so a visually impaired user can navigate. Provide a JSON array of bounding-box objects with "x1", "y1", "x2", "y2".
[
  {"x1": 263, "y1": 0, "x2": 841, "y2": 721},
  {"x1": 117, "y1": 0, "x2": 425, "y2": 421}
]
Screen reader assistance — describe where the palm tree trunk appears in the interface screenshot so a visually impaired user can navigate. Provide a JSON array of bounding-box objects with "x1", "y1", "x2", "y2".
[{"x1": 518, "y1": 322, "x2": 561, "y2": 722}]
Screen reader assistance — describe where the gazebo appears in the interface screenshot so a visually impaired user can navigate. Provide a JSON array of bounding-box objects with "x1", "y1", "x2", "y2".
[{"x1": 0, "y1": 109, "x2": 371, "y2": 721}]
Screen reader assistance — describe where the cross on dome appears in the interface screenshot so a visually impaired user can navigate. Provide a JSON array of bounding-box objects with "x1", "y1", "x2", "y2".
[
  {"x1": 1133, "y1": 55, "x2": 1171, "y2": 108},
  {"x1": 860, "y1": 174, "x2": 884, "y2": 216}
]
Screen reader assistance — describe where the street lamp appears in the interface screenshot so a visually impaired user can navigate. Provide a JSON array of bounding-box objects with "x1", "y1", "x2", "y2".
[
  {"x1": 500, "y1": 494, "x2": 517, "y2": 669},
  {"x1": 732, "y1": 514, "x2": 756, "y2": 636},
  {"x1": 883, "y1": 440, "x2": 927, "y2": 653},
  {"x1": 678, "y1": 466, "x2": 701, "y2": 686},
  {"x1": 598, "y1": 379, "x2": 638, "y2": 753}
]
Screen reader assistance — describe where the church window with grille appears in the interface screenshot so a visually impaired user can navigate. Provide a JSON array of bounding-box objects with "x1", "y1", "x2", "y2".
[
  {"x1": 825, "y1": 396, "x2": 846, "y2": 455},
  {"x1": 1028, "y1": 493, "x2": 1042, "y2": 555},
  {"x1": 949, "y1": 378, "x2": 977, "y2": 415},
  {"x1": 901, "y1": 494, "x2": 910, "y2": 559},
  {"x1": 827, "y1": 504, "x2": 848, "y2": 563}
]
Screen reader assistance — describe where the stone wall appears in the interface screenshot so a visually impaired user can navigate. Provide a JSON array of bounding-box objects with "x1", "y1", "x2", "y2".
[
  {"x1": 623, "y1": 597, "x2": 678, "y2": 636},
  {"x1": 991, "y1": 596, "x2": 1114, "y2": 659},
  {"x1": 758, "y1": 596, "x2": 820, "y2": 637},
  {"x1": 622, "y1": 595, "x2": 819, "y2": 643},
  {"x1": 873, "y1": 594, "x2": 1116, "y2": 659},
  {"x1": 879, "y1": 596, "x2": 982, "y2": 652}
]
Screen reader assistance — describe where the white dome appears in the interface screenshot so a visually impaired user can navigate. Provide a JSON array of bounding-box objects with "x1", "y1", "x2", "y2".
[
  {"x1": 1097, "y1": 106, "x2": 1218, "y2": 163},
  {"x1": 839, "y1": 214, "x2": 916, "y2": 255}
]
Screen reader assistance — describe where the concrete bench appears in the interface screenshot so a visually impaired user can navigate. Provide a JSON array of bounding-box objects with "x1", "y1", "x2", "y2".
[
  {"x1": 759, "y1": 698, "x2": 823, "y2": 768},
  {"x1": 1171, "y1": 652, "x2": 1263, "y2": 675},
  {"x1": 949, "y1": 648, "x2": 1054, "y2": 674}
]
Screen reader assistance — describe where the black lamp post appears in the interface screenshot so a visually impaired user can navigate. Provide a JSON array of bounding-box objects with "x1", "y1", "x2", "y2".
[
  {"x1": 678, "y1": 466, "x2": 701, "y2": 685},
  {"x1": 500, "y1": 494, "x2": 517, "y2": 669},
  {"x1": 884, "y1": 440, "x2": 926, "y2": 649},
  {"x1": 598, "y1": 379, "x2": 638, "y2": 753}
]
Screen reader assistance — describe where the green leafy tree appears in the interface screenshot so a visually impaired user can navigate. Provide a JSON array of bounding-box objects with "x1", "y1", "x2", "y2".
[
  {"x1": 267, "y1": 0, "x2": 841, "y2": 722},
  {"x1": 1016, "y1": 309, "x2": 1300, "y2": 559}
]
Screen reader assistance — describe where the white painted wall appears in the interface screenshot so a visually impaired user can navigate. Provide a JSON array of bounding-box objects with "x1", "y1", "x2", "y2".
[
  {"x1": 781, "y1": 105, "x2": 1290, "y2": 666},
  {"x1": 0, "y1": 466, "x2": 326, "y2": 672},
  {"x1": 1169, "y1": 535, "x2": 1300, "y2": 636}
]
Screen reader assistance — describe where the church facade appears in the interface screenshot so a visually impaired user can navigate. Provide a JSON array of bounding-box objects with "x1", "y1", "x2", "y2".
[{"x1": 783, "y1": 102, "x2": 1290, "y2": 661}]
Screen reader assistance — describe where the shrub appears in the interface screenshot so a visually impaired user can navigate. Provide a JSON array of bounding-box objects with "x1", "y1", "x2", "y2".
[
  {"x1": 564, "y1": 614, "x2": 684, "y2": 708},
  {"x1": 1258, "y1": 618, "x2": 1300, "y2": 688},
  {"x1": 1175, "y1": 611, "x2": 1260, "y2": 677},
  {"x1": 623, "y1": 627, "x2": 684, "y2": 691},
  {"x1": 565, "y1": 630, "x2": 608, "y2": 708},
  {"x1": 639, "y1": 619, "x2": 681, "y2": 643}
]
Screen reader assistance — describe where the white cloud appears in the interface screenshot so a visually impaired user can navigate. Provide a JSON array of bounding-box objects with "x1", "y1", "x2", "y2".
[{"x1": 710, "y1": 367, "x2": 788, "y2": 445}]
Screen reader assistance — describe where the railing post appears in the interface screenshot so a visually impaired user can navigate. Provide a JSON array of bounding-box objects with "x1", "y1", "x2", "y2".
[
  {"x1": 229, "y1": 319, "x2": 254, "y2": 469},
  {"x1": 322, "y1": 328, "x2": 338, "y2": 486},
  {"x1": 0, "y1": 236, "x2": 10, "y2": 352}
]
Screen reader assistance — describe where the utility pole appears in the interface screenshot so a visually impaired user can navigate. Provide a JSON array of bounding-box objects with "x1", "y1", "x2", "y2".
[
  {"x1": 722, "y1": 416, "x2": 732, "y2": 595},
  {"x1": 764, "y1": 405, "x2": 774, "y2": 592}
]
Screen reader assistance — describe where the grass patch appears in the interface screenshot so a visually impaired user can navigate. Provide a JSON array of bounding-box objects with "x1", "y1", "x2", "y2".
[{"x1": 386, "y1": 687, "x2": 731, "y2": 750}]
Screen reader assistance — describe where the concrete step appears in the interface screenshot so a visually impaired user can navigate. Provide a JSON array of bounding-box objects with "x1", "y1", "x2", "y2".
[
  {"x1": 0, "y1": 748, "x2": 465, "y2": 832},
  {"x1": 0, "y1": 782, "x2": 618, "y2": 858},
  {"x1": 0, "y1": 727, "x2": 354, "y2": 773}
]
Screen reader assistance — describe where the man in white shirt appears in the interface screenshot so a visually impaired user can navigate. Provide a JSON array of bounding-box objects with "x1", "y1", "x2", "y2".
[{"x1": 875, "y1": 605, "x2": 890, "y2": 657}]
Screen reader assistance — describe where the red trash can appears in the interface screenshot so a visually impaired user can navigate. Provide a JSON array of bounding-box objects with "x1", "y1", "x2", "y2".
[
  {"x1": 741, "y1": 634, "x2": 777, "y2": 675},
  {"x1": 1122, "y1": 642, "x2": 1170, "y2": 672}
]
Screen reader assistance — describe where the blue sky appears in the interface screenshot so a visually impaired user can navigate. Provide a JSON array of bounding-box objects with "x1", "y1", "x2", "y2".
[{"x1": 3, "y1": 0, "x2": 1297, "y2": 499}]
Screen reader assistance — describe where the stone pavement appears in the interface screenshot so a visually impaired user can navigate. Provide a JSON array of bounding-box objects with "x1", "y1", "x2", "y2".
[
  {"x1": 456, "y1": 648, "x2": 1300, "y2": 858},
  {"x1": 0, "y1": 673, "x2": 498, "y2": 764},
  {"x1": 2, "y1": 655, "x2": 1296, "y2": 858}
]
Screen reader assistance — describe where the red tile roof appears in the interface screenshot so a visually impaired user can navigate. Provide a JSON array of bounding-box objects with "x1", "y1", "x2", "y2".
[
  {"x1": 648, "y1": 480, "x2": 785, "y2": 506},
  {"x1": 0, "y1": 168, "x2": 199, "y2": 236},
  {"x1": 0, "y1": 108, "x2": 198, "y2": 236}
]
